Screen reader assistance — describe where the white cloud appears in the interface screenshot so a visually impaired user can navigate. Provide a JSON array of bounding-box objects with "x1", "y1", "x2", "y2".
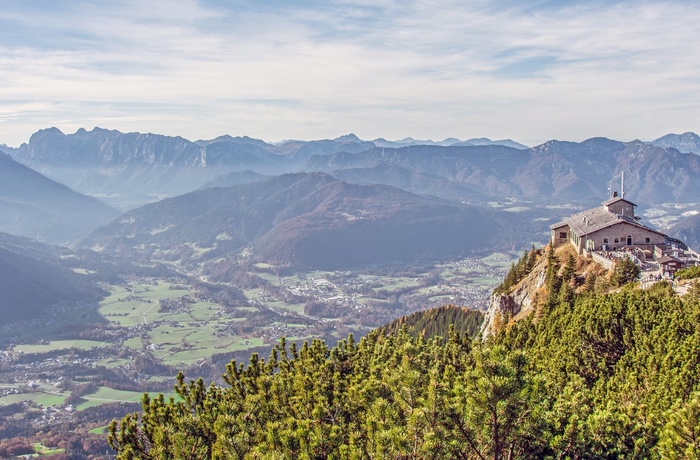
[{"x1": 0, "y1": 0, "x2": 698, "y2": 146}]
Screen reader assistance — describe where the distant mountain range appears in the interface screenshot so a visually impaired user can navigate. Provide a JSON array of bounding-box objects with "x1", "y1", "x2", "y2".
[
  {"x1": 6, "y1": 127, "x2": 700, "y2": 211},
  {"x1": 4, "y1": 127, "x2": 291, "y2": 208},
  {"x1": 668, "y1": 211, "x2": 700, "y2": 250},
  {"x1": 304, "y1": 138, "x2": 700, "y2": 205},
  {"x1": 650, "y1": 132, "x2": 700, "y2": 154},
  {"x1": 0, "y1": 151, "x2": 118, "y2": 244},
  {"x1": 4, "y1": 126, "x2": 700, "y2": 252},
  {"x1": 77, "y1": 173, "x2": 530, "y2": 269},
  {"x1": 370, "y1": 136, "x2": 528, "y2": 150},
  {"x1": 4, "y1": 128, "x2": 533, "y2": 209}
]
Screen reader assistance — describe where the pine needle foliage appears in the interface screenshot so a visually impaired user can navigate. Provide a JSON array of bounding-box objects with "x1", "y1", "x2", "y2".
[
  {"x1": 675, "y1": 265, "x2": 700, "y2": 281},
  {"x1": 109, "y1": 281, "x2": 700, "y2": 459},
  {"x1": 380, "y1": 304, "x2": 483, "y2": 342}
]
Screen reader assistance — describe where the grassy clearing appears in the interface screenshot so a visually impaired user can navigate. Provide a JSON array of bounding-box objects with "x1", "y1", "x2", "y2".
[
  {"x1": 136, "y1": 282, "x2": 191, "y2": 300},
  {"x1": 34, "y1": 444, "x2": 66, "y2": 456},
  {"x1": 15, "y1": 340, "x2": 107, "y2": 353},
  {"x1": 189, "y1": 302, "x2": 215, "y2": 321},
  {"x1": 76, "y1": 387, "x2": 149, "y2": 410},
  {"x1": 99, "y1": 282, "x2": 192, "y2": 323},
  {"x1": 122, "y1": 337, "x2": 143, "y2": 350},
  {"x1": 255, "y1": 272, "x2": 279, "y2": 284},
  {"x1": 372, "y1": 277, "x2": 421, "y2": 291},
  {"x1": 480, "y1": 252, "x2": 518, "y2": 268},
  {"x1": 0, "y1": 392, "x2": 68, "y2": 407},
  {"x1": 160, "y1": 348, "x2": 215, "y2": 366},
  {"x1": 94, "y1": 357, "x2": 132, "y2": 369},
  {"x1": 427, "y1": 294, "x2": 456, "y2": 303},
  {"x1": 470, "y1": 277, "x2": 503, "y2": 286}
]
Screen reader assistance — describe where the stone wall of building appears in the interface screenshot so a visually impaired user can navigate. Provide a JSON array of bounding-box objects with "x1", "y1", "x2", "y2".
[
  {"x1": 605, "y1": 200, "x2": 635, "y2": 217},
  {"x1": 551, "y1": 225, "x2": 569, "y2": 248},
  {"x1": 583, "y1": 222, "x2": 665, "y2": 251}
]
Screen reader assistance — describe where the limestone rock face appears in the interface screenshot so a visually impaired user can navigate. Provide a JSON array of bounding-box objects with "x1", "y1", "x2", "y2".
[{"x1": 481, "y1": 255, "x2": 548, "y2": 336}]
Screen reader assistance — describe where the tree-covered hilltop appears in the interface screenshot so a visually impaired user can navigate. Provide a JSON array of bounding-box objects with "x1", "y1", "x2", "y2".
[
  {"x1": 108, "y1": 259, "x2": 700, "y2": 459},
  {"x1": 379, "y1": 304, "x2": 483, "y2": 341}
]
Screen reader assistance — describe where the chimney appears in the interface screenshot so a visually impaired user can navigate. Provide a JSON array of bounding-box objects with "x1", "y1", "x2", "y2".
[{"x1": 613, "y1": 191, "x2": 618, "y2": 197}]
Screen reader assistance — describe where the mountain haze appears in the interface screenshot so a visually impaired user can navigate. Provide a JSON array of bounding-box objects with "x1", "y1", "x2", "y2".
[
  {"x1": 0, "y1": 151, "x2": 118, "y2": 243},
  {"x1": 668, "y1": 212, "x2": 700, "y2": 250},
  {"x1": 8, "y1": 128, "x2": 290, "y2": 207},
  {"x1": 0, "y1": 232, "x2": 105, "y2": 322}
]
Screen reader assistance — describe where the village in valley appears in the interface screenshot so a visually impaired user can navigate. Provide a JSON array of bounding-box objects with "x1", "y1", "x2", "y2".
[{"x1": 0, "y1": 250, "x2": 516, "y2": 442}]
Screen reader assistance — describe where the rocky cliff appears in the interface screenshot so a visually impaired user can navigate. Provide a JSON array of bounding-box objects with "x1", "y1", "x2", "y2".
[{"x1": 481, "y1": 245, "x2": 607, "y2": 336}]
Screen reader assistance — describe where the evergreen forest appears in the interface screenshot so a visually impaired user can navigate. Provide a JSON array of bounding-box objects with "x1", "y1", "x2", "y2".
[{"x1": 108, "y1": 250, "x2": 700, "y2": 459}]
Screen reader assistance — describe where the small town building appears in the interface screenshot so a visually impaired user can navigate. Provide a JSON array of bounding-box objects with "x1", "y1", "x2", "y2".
[
  {"x1": 657, "y1": 254, "x2": 682, "y2": 275},
  {"x1": 550, "y1": 193, "x2": 667, "y2": 254}
]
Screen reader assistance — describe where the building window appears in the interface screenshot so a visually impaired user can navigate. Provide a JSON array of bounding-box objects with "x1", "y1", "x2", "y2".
[
  {"x1": 614, "y1": 238, "x2": 619, "y2": 243},
  {"x1": 645, "y1": 237, "x2": 651, "y2": 243},
  {"x1": 603, "y1": 238, "x2": 609, "y2": 244},
  {"x1": 559, "y1": 232, "x2": 567, "y2": 239}
]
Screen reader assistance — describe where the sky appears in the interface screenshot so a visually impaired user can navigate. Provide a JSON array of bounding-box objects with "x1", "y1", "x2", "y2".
[{"x1": 0, "y1": 0, "x2": 699, "y2": 147}]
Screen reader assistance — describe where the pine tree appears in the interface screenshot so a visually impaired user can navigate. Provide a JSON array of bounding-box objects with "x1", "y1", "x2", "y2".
[
  {"x1": 657, "y1": 393, "x2": 700, "y2": 458},
  {"x1": 613, "y1": 256, "x2": 640, "y2": 287},
  {"x1": 562, "y1": 254, "x2": 576, "y2": 284}
]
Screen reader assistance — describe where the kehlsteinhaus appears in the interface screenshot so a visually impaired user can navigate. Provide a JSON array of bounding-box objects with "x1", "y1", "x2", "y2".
[
  {"x1": 551, "y1": 192, "x2": 667, "y2": 253},
  {"x1": 551, "y1": 188, "x2": 700, "y2": 275}
]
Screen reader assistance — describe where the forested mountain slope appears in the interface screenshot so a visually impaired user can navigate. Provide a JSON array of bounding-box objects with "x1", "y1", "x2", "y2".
[
  {"x1": 379, "y1": 304, "x2": 483, "y2": 340},
  {"x1": 0, "y1": 232, "x2": 105, "y2": 322},
  {"x1": 79, "y1": 173, "x2": 524, "y2": 269},
  {"x1": 109, "y1": 263, "x2": 700, "y2": 458}
]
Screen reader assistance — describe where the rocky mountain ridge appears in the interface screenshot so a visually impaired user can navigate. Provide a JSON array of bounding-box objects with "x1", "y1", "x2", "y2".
[
  {"x1": 651, "y1": 132, "x2": 700, "y2": 153},
  {"x1": 6, "y1": 127, "x2": 700, "y2": 211}
]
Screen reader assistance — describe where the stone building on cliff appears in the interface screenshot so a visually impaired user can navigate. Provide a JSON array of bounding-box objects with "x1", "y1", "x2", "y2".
[{"x1": 550, "y1": 192, "x2": 667, "y2": 254}]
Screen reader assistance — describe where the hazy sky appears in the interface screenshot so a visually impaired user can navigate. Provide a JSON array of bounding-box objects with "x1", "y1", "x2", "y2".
[{"x1": 0, "y1": 0, "x2": 698, "y2": 146}]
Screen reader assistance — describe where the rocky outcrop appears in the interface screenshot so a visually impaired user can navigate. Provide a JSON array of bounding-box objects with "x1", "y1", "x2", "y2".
[{"x1": 481, "y1": 266, "x2": 546, "y2": 337}]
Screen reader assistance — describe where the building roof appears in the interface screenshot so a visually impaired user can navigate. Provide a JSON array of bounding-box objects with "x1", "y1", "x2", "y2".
[
  {"x1": 550, "y1": 205, "x2": 666, "y2": 238},
  {"x1": 550, "y1": 220, "x2": 570, "y2": 230},
  {"x1": 657, "y1": 255, "x2": 680, "y2": 264}
]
